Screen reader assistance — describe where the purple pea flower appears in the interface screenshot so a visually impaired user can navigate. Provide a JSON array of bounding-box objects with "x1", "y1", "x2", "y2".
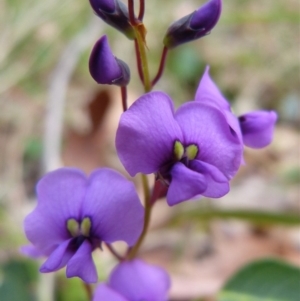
[
  {"x1": 89, "y1": 0, "x2": 135, "y2": 39},
  {"x1": 195, "y1": 67, "x2": 277, "y2": 149},
  {"x1": 164, "y1": 0, "x2": 222, "y2": 48},
  {"x1": 89, "y1": 35, "x2": 130, "y2": 86},
  {"x1": 116, "y1": 91, "x2": 243, "y2": 206},
  {"x1": 23, "y1": 168, "x2": 144, "y2": 283},
  {"x1": 93, "y1": 259, "x2": 170, "y2": 301}
]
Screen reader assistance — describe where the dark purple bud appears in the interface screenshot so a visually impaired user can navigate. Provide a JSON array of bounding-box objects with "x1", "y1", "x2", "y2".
[
  {"x1": 239, "y1": 111, "x2": 277, "y2": 148},
  {"x1": 89, "y1": 35, "x2": 130, "y2": 86},
  {"x1": 89, "y1": 0, "x2": 135, "y2": 39},
  {"x1": 163, "y1": 0, "x2": 222, "y2": 49},
  {"x1": 89, "y1": 0, "x2": 115, "y2": 13}
]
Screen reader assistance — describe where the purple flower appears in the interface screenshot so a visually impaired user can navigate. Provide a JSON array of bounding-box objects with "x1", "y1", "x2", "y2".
[
  {"x1": 195, "y1": 67, "x2": 277, "y2": 149},
  {"x1": 93, "y1": 259, "x2": 170, "y2": 301},
  {"x1": 89, "y1": 0, "x2": 135, "y2": 39},
  {"x1": 89, "y1": 35, "x2": 130, "y2": 86},
  {"x1": 23, "y1": 168, "x2": 144, "y2": 283},
  {"x1": 163, "y1": 0, "x2": 222, "y2": 48},
  {"x1": 116, "y1": 91, "x2": 243, "y2": 206}
]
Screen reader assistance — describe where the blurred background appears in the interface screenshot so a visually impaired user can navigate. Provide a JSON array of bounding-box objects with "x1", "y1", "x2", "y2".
[{"x1": 0, "y1": 0, "x2": 299, "y2": 300}]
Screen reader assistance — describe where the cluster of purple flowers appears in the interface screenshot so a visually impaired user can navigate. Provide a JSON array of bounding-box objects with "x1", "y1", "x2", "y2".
[{"x1": 22, "y1": 0, "x2": 277, "y2": 299}]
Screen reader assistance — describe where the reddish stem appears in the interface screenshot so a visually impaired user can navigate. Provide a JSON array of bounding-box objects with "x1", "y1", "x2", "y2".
[
  {"x1": 105, "y1": 243, "x2": 125, "y2": 261},
  {"x1": 138, "y1": 0, "x2": 145, "y2": 20},
  {"x1": 128, "y1": 0, "x2": 138, "y2": 25},
  {"x1": 121, "y1": 86, "x2": 127, "y2": 111},
  {"x1": 151, "y1": 46, "x2": 168, "y2": 88}
]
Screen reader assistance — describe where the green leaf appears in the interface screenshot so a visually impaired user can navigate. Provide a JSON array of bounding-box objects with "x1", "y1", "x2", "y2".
[
  {"x1": 219, "y1": 258, "x2": 300, "y2": 301},
  {"x1": 172, "y1": 209, "x2": 300, "y2": 227}
]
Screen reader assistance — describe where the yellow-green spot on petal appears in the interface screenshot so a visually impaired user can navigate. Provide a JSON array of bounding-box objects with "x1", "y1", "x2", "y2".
[
  {"x1": 81, "y1": 217, "x2": 92, "y2": 237},
  {"x1": 186, "y1": 144, "x2": 198, "y2": 160},
  {"x1": 174, "y1": 141, "x2": 184, "y2": 161},
  {"x1": 67, "y1": 219, "x2": 80, "y2": 237}
]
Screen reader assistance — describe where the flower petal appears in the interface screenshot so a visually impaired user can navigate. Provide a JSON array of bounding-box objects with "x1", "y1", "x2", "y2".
[
  {"x1": 190, "y1": 160, "x2": 229, "y2": 198},
  {"x1": 93, "y1": 284, "x2": 128, "y2": 301},
  {"x1": 167, "y1": 162, "x2": 207, "y2": 206},
  {"x1": 175, "y1": 102, "x2": 242, "y2": 179},
  {"x1": 66, "y1": 240, "x2": 97, "y2": 283},
  {"x1": 116, "y1": 91, "x2": 183, "y2": 176},
  {"x1": 239, "y1": 111, "x2": 277, "y2": 148},
  {"x1": 20, "y1": 245, "x2": 45, "y2": 259},
  {"x1": 195, "y1": 66, "x2": 230, "y2": 110},
  {"x1": 109, "y1": 259, "x2": 170, "y2": 301},
  {"x1": 83, "y1": 168, "x2": 144, "y2": 246},
  {"x1": 24, "y1": 168, "x2": 87, "y2": 253},
  {"x1": 40, "y1": 239, "x2": 73, "y2": 273}
]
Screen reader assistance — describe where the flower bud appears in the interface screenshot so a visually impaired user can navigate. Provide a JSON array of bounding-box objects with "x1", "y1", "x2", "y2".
[
  {"x1": 89, "y1": 0, "x2": 135, "y2": 39},
  {"x1": 163, "y1": 0, "x2": 222, "y2": 49},
  {"x1": 89, "y1": 35, "x2": 130, "y2": 86},
  {"x1": 239, "y1": 111, "x2": 277, "y2": 148}
]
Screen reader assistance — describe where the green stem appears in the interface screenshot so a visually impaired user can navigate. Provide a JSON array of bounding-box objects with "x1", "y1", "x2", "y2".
[
  {"x1": 127, "y1": 174, "x2": 151, "y2": 259},
  {"x1": 83, "y1": 282, "x2": 93, "y2": 300},
  {"x1": 134, "y1": 26, "x2": 151, "y2": 92}
]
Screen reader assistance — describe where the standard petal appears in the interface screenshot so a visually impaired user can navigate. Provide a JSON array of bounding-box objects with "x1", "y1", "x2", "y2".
[
  {"x1": 167, "y1": 162, "x2": 207, "y2": 206},
  {"x1": 40, "y1": 239, "x2": 73, "y2": 273},
  {"x1": 109, "y1": 259, "x2": 170, "y2": 301},
  {"x1": 116, "y1": 91, "x2": 183, "y2": 176},
  {"x1": 93, "y1": 284, "x2": 128, "y2": 301},
  {"x1": 24, "y1": 168, "x2": 87, "y2": 252},
  {"x1": 83, "y1": 169, "x2": 144, "y2": 246},
  {"x1": 175, "y1": 102, "x2": 243, "y2": 179},
  {"x1": 195, "y1": 66, "x2": 230, "y2": 110},
  {"x1": 239, "y1": 111, "x2": 277, "y2": 148},
  {"x1": 66, "y1": 240, "x2": 97, "y2": 283},
  {"x1": 190, "y1": 160, "x2": 229, "y2": 198}
]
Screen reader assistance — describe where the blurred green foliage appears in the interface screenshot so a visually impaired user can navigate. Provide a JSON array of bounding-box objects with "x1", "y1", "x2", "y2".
[
  {"x1": 0, "y1": 259, "x2": 38, "y2": 301},
  {"x1": 219, "y1": 258, "x2": 300, "y2": 301}
]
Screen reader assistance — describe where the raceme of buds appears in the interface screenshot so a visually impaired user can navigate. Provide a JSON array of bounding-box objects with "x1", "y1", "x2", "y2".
[
  {"x1": 163, "y1": 0, "x2": 222, "y2": 48},
  {"x1": 89, "y1": 0, "x2": 135, "y2": 39},
  {"x1": 93, "y1": 260, "x2": 170, "y2": 301},
  {"x1": 89, "y1": 35, "x2": 130, "y2": 86},
  {"x1": 23, "y1": 168, "x2": 144, "y2": 283}
]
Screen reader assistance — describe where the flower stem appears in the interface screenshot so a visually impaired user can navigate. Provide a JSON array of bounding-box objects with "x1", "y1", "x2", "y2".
[
  {"x1": 128, "y1": 0, "x2": 138, "y2": 25},
  {"x1": 138, "y1": 0, "x2": 145, "y2": 21},
  {"x1": 120, "y1": 86, "x2": 127, "y2": 111},
  {"x1": 134, "y1": 39, "x2": 144, "y2": 83},
  {"x1": 127, "y1": 174, "x2": 152, "y2": 259},
  {"x1": 105, "y1": 243, "x2": 125, "y2": 261},
  {"x1": 83, "y1": 282, "x2": 93, "y2": 300},
  {"x1": 151, "y1": 46, "x2": 168, "y2": 88},
  {"x1": 133, "y1": 25, "x2": 151, "y2": 92}
]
